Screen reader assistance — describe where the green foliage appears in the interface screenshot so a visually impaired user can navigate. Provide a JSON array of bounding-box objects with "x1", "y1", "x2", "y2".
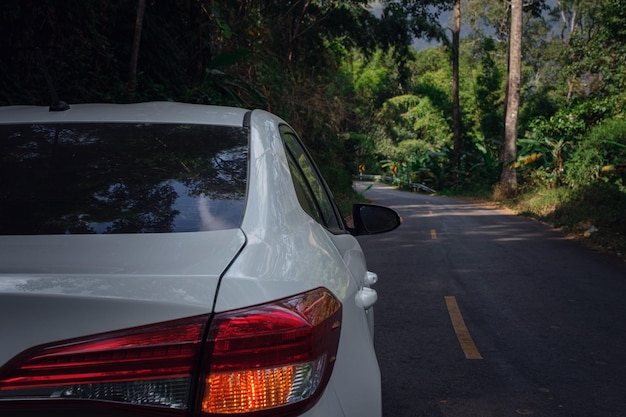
[
  {"x1": 526, "y1": 99, "x2": 612, "y2": 145},
  {"x1": 463, "y1": 0, "x2": 511, "y2": 42},
  {"x1": 546, "y1": 182, "x2": 626, "y2": 256},
  {"x1": 346, "y1": 45, "x2": 459, "y2": 189},
  {"x1": 347, "y1": 132, "x2": 379, "y2": 174},
  {"x1": 565, "y1": 118, "x2": 626, "y2": 189},
  {"x1": 516, "y1": 133, "x2": 569, "y2": 188},
  {"x1": 513, "y1": 187, "x2": 572, "y2": 218},
  {"x1": 544, "y1": 0, "x2": 626, "y2": 101},
  {"x1": 380, "y1": 143, "x2": 448, "y2": 190},
  {"x1": 379, "y1": 0, "x2": 450, "y2": 42},
  {"x1": 514, "y1": 98, "x2": 617, "y2": 189},
  {"x1": 470, "y1": 39, "x2": 505, "y2": 143},
  {"x1": 376, "y1": 94, "x2": 450, "y2": 146},
  {"x1": 350, "y1": 50, "x2": 397, "y2": 109},
  {"x1": 519, "y1": 85, "x2": 562, "y2": 131},
  {"x1": 458, "y1": 139, "x2": 502, "y2": 190}
]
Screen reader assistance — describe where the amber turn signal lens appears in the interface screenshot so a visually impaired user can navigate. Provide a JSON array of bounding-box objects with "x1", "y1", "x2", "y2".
[{"x1": 203, "y1": 365, "x2": 300, "y2": 413}]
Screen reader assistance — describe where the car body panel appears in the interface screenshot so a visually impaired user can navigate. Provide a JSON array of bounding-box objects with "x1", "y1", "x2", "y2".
[{"x1": 215, "y1": 110, "x2": 354, "y2": 311}]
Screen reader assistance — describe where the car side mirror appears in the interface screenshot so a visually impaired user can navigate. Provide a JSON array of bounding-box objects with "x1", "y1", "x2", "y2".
[{"x1": 349, "y1": 204, "x2": 401, "y2": 236}]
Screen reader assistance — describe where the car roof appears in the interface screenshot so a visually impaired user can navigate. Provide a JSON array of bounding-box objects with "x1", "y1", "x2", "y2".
[{"x1": 0, "y1": 102, "x2": 250, "y2": 126}]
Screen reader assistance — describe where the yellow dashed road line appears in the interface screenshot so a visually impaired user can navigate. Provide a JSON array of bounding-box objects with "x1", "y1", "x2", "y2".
[{"x1": 445, "y1": 296, "x2": 483, "y2": 360}]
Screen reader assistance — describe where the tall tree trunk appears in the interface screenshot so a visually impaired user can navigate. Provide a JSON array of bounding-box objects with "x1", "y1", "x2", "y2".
[
  {"x1": 129, "y1": 0, "x2": 146, "y2": 92},
  {"x1": 451, "y1": 0, "x2": 461, "y2": 171},
  {"x1": 500, "y1": 0, "x2": 523, "y2": 196}
]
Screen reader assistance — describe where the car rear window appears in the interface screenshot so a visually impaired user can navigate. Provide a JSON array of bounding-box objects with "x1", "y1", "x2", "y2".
[{"x1": 0, "y1": 123, "x2": 248, "y2": 234}]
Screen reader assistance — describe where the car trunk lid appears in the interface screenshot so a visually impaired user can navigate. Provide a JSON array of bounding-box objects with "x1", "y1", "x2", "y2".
[{"x1": 0, "y1": 229, "x2": 246, "y2": 368}]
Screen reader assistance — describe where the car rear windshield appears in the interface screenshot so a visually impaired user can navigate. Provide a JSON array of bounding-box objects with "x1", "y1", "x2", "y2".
[{"x1": 0, "y1": 123, "x2": 248, "y2": 234}]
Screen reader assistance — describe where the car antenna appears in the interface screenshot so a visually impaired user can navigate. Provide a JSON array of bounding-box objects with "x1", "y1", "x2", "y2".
[{"x1": 36, "y1": 47, "x2": 70, "y2": 112}]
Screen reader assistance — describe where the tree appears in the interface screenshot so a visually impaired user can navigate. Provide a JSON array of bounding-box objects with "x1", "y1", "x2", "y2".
[
  {"x1": 499, "y1": 0, "x2": 523, "y2": 196},
  {"x1": 128, "y1": 0, "x2": 146, "y2": 92},
  {"x1": 451, "y1": 0, "x2": 461, "y2": 170}
]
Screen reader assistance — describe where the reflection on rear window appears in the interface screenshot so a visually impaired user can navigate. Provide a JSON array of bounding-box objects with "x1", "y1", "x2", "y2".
[{"x1": 0, "y1": 123, "x2": 248, "y2": 234}]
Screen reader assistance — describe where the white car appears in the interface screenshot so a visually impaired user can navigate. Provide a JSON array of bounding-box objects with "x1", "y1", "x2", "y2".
[{"x1": 0, "y1": 102, "x2": 400, "y2": 417}]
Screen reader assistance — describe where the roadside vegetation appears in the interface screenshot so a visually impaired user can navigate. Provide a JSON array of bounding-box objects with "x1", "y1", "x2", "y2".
[{"x1": 1, "y1": 0, "x2": 624, "y2": 259}]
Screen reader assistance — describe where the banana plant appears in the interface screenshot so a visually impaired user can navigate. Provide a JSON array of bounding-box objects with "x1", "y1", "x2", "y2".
[{"x1": 517, "y1": 133, "x2": 570, "y2": 186}]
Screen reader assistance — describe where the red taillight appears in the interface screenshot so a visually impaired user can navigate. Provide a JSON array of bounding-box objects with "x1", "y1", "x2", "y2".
[
  {"x1": 0, "y1": 288, "x2": 342, "y2": 416},
  {"x1": 201, "y1": 288, "x2": 342, "y2": 416},
  {"x1": 0, "y1": 315, "x2": 208, "y2": 411}
]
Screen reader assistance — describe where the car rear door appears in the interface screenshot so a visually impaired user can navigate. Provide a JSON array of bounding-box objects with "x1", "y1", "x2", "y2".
[{"x1": 279, "y1": 125, "x2": 383, "y2": 416}]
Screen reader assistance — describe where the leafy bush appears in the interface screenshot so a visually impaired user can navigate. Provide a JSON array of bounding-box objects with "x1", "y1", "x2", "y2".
[
  {"x1": 545, "y1": 182, "x2": 626, "y2": 256},
  {"x1": 565, "y1": 117, "x2": 626, "y2": 189}
]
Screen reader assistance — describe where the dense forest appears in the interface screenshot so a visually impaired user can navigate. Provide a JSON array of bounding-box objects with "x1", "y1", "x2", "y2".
[{"x1": 1, "y1": 0, "x2": 624, "y2": 256}]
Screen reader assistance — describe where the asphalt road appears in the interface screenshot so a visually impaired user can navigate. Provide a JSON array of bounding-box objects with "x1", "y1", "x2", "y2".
[{"x1": 355, "y1": 182, "x2": 626, "y2": 417}]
